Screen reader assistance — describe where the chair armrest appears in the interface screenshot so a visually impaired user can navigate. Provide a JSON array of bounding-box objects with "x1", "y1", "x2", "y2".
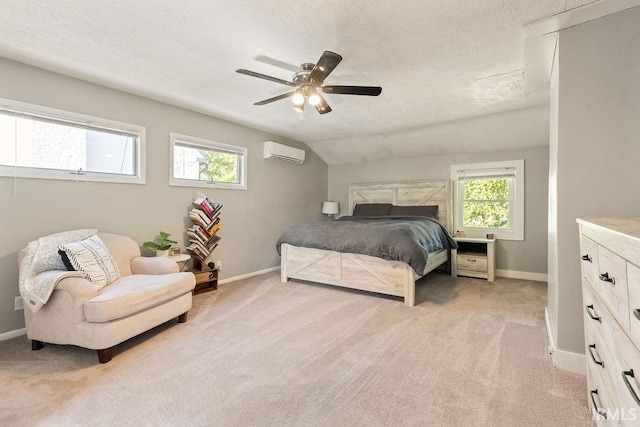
[
  {"x1": 131, "y1": 257, "x2": 179, "y2": 275},
  {"x1": 55, "y1": 276, "x2": 99, "y2": 301}
]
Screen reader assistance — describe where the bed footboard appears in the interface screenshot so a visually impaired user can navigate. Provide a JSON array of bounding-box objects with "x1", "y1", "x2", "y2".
[{"x1": 281, "y1": 243, "x2": 430, "y2": 306}]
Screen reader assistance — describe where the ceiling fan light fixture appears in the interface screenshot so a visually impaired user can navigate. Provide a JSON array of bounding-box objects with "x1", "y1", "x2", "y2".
[
  {"x1": 292, "y1": 92, "x2": 305, "y2": 106},
  {"x1": 308, "y1": 93, "x2": 321, "y2": 106}
]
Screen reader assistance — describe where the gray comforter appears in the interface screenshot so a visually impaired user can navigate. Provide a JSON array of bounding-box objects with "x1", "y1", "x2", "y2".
[{"x1": 276, "y1": 216, "x2": 457, "y2": 274}]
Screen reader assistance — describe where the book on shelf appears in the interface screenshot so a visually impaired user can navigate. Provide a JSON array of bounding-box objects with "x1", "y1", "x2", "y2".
[
  {"x1": 193, "y1": 195, "x2": 213, "y2": 216},
  {"x1": 188, "y1": 211, "x2": 208, "y2": 228},
  {"x1": 187, "y1": 225, "x2": 209, "y2": 242},
  {"x1": 187, "y1": 248, "x2": 206, "y2": 263},
  {"x1": 188, "y1": 239, "x2": 209, "y2": 255},
  {"x1": 192, "y1": 193, "x2": 223, "y2": 218},
  {"x1": 187, "y1": 230, "x2": 221, "y2": 251}
]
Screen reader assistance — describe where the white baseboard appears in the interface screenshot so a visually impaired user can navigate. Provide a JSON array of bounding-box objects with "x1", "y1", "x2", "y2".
[
  {"x1": 0, "y1": 327, "x2": 26, "y2": 342},
  {"x1": 545, "y1": 307, "x2": 586, "y2": 375},
  {"x1": 496, "y1": 269, "x2": 548, "y2": 282},
  {"x1": 544, "y1": 307, "x2": 555, "y2": 353},
  {"x1": 219, "y1": 266, "x2": 280, "y2": 285}
]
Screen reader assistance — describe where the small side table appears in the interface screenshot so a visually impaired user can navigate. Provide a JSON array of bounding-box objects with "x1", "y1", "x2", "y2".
[
  {"x1": 189, "y1": 267, "x2": 218, "y2": 294},
  {"x1": 451, "y1": 237, "x2": 496, "y2": 282},
  {"x1": 168, "y1": 254, "x2": 191, "y2": 272}
]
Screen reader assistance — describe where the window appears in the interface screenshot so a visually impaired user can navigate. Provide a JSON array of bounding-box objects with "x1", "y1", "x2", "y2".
[
  {"x1": 170, "y1": 133, "x2": 247, "y2": 190},
  {"x1": 451, "y1": 159, "x2": 524, "y2": 241},
  {"x1": 0, "y1": 99, "x2": 145, "y2": 183}
]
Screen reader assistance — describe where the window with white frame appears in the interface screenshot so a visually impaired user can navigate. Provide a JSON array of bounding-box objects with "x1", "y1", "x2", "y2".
[
  {"x1": 450, "y1": 159, "x2": 524, "y2": 241},
  {"x1": 170, "y1": 133, "x2": 247, "y2": 190},
  {"x1": 0, "y1": 100, "x2": 145, "y2": 184}
]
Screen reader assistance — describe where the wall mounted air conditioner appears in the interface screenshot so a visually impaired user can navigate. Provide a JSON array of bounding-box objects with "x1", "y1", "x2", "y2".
[{"x1": 263, "y1": 141, "x2": 305, "y2": 164}]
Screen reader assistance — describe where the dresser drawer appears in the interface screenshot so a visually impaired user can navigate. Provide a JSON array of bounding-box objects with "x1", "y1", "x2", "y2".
[
  {"x1": 580, "y1": 235, "x2": 600, "y2": 286},
  {"x1": 456, "y1": 255, "x2": 488, "y2": 272},
  {"x1": 587, "y1": 363, "x2": 615, "y2": 425},
  {"x1": 626, "y1": 263, "x2": 640, "y2": 352},
  {"x1": 596, "y1": 246, "x2": 630, "y2": 330},
  {"x1": 584, "y1": 282, "x2": 619, "y2": 360}
]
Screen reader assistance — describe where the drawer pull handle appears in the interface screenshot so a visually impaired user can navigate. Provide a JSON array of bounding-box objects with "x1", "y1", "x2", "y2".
[
  {"x1": 590, "y1": 389, "x2": 607, "y2": 419},
  {"x1": 581, "y1": 254, "x2": 592, "y2": 263},
  {"x1": 466, "y1": 258, "x2": 477, "y2": 262},
  {"x1": 585, "y1": 304, "x2": 602, "y2": 323},
  {"x1": 599, "y1": 272, "x2": 616, "y2": 285},
  {"x1": 622, "y1": 369, "x2": 640, "y2": 405},
  {"x1": 588, "y1": 344, "x2": 604, "y2": 368},
  {"x1": 634, "y1": 309, "x2": 640, "y2": 322}
]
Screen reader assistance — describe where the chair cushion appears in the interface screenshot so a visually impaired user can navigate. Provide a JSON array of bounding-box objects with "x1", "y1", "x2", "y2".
[{"x1": 84, "y1": 272, "x2": 195, "y2": 323}]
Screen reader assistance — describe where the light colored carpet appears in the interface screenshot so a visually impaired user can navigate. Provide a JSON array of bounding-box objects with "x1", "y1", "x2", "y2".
[{"x1": 0, "y1": 272, "x2": 592, "y2": 426}]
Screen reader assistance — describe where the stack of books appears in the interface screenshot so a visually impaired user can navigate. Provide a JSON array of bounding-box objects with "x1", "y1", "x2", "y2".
[{"x1": 186, "y1": 194, "x2": 222, "y2": 263}]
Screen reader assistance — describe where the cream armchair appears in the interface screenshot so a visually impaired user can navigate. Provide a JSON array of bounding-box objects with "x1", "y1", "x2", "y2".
[{"x1": 21, "y1": 233, "x2": 196, "y2": 363}]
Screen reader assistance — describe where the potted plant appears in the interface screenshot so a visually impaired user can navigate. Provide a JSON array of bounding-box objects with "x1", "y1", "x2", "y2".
[{"x1": 143, "y1": 231, "x2": 177, "y2": 257}]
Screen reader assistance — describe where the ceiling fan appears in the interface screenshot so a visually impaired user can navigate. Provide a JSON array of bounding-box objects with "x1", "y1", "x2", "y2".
[{"x1": 236, "y1": 51, "x2": 382, "y2": 115}]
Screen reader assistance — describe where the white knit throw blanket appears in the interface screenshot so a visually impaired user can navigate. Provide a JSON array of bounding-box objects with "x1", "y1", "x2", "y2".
[{"x1": 19, "y1": 229, "x2": 97, "y2": 313}]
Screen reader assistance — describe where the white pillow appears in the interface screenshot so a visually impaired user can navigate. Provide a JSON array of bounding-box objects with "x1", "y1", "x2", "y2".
[{"x1": 58, "y1": 234, "x2": 120, "y2": 289}]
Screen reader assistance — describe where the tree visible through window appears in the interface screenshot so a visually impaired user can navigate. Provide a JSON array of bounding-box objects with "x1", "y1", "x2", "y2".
[
  {"x1": 463, "y1": 178, "x2": 509, "y2": 229},
  {"x1": 171, "y1": 133, "x2": 247, "y2": 190},
  {"x1": 201, "y1": 151, "x2": 238, "y2": 184},
  {"x1": 451, "y1": 160, "x2": 524, "y2": 241}
]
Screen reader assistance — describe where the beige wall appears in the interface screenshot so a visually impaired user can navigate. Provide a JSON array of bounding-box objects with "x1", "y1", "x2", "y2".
[
  {"x1": 0, "y1": 58, "x2": 328, "y2": 335},
  {"x1": 548, "y1": 7, "x2": 640, "y2": 354},
  {"x1": 329, "y1": 146, "x2": 549, "y2": 274}
]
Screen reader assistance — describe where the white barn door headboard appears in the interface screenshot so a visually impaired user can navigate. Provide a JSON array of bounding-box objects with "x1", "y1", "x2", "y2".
[{"x1": 348, "y1": 180, "x2": 452, "y2": 231}]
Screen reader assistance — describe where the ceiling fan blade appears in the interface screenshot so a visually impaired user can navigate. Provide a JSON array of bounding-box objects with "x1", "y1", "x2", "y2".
[
  {"x1": 322, "y1": 85, "x2": 382, "y2": 96},
  {"x1": 309, "y1": 51, "x2": 343, "y2": 85},
  {"x1": 254, "y1": 55, "x2": 301, "y2": 73},
  {"x1": 254, "y1": 91, "x2": 296, "y2": 105},
  {"x1": 236, "y1": 69, "x2": 296, "y2": 87},
  {"x1": 313, "y1": 94, "x2": 332, "y2": 115}
]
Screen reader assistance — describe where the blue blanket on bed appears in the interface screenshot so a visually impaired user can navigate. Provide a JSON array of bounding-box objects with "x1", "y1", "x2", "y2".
[{"x1": 276, "y1": 216, "x2": 457, "y2": 274}]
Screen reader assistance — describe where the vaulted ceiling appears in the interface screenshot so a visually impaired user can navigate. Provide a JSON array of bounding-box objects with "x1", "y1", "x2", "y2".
[{"x1": 0, "y1": 1, "x2": 598, "y2": 165}]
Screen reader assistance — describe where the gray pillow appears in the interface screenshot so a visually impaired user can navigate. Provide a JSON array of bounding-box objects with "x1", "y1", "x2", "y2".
[
  {"x1": 352, "y1": 203, "x2": 393, "y2": 216},
  {"x1": 389, "y1": 205, "x2": 439, "y2": 218}
]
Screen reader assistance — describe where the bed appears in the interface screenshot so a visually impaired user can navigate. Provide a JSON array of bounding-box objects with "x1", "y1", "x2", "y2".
[{"x1": 277, "y1": 180, "x2": 455, "y2": 306}]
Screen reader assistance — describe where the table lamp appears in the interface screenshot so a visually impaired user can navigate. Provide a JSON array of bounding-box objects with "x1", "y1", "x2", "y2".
[{"x1": 322, "y1": 201, "x2": 339, "y2": 220}]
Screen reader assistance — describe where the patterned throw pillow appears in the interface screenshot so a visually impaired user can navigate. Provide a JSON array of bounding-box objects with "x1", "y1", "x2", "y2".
[{"x1": 58, "y1": 234, "x2": 120, "y2": 289}]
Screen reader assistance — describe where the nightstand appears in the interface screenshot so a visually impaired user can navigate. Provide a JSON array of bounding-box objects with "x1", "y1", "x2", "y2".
[{"x1": 451, "y1": 237, "x2": 496, "y2": 282}]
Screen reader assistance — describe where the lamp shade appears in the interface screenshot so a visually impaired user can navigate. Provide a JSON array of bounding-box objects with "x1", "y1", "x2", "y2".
[{"x1": 322, "y1": 201, "x2": 339, "y2": 215}]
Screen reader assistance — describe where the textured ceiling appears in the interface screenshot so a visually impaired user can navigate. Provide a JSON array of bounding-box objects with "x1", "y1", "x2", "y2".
[{"x1": 0, "y1": 0, "x2": 597, "y2": 165}]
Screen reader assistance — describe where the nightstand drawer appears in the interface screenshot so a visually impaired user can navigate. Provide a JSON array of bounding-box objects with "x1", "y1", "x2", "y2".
[{"x1": 457, "y1": 255, "x2": 488, "y2": 272}]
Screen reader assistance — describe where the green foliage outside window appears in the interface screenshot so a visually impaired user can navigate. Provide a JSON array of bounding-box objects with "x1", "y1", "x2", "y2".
[
  {"x1": 200, "y1": 151, "x2": 239, "y2": 183},
  {"x1": 463, "y1": 178, "x2": 509, "y2": 229}
]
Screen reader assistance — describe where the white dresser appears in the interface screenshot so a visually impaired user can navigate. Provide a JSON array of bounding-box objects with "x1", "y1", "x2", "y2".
[{"x1": 578, "y1": 218, "x2": 640, "y2": 425}]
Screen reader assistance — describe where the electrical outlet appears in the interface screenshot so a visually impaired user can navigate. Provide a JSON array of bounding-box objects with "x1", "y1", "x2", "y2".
[
  {"x1": 14, "y1": 296, "x2": 24, "y2": 311},
  {"x1": 216, "y1": 260, "x2": 222, "y2": 271}
]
